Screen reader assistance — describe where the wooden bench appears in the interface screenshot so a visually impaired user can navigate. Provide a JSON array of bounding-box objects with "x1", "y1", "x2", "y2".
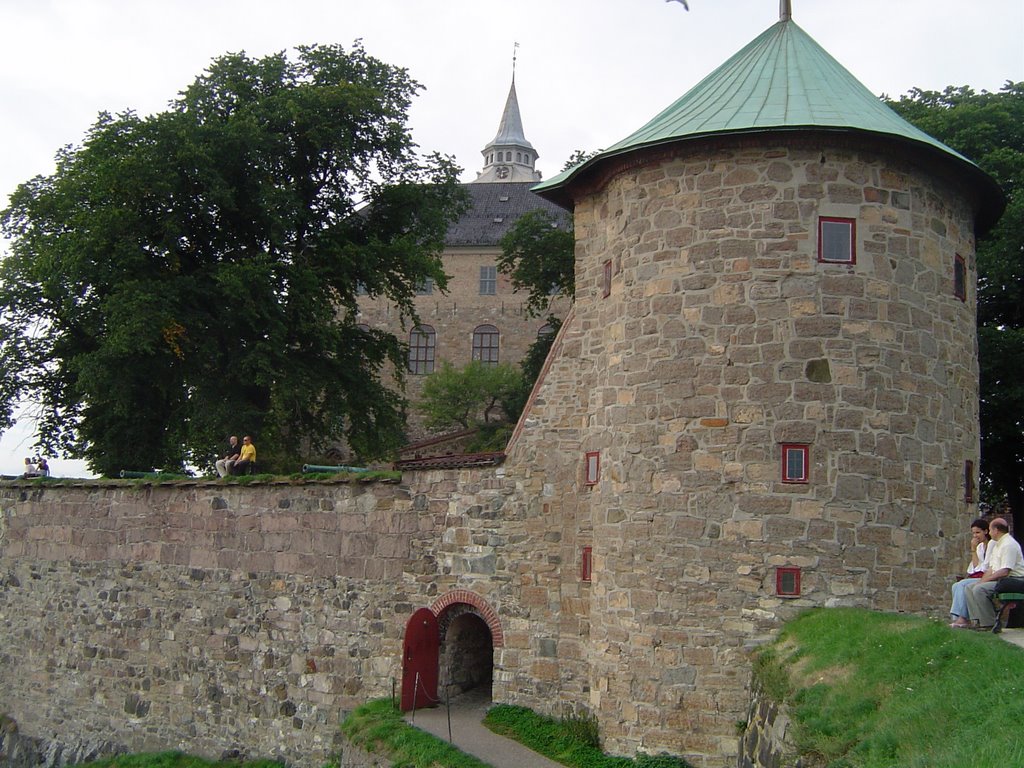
[{"x1": 993, "y1": 578, "x2": 1024, "y2": 633}]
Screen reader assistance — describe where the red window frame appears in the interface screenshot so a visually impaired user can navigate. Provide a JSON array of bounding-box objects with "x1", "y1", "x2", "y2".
[
  {"x1": 581, "y1": 546, "x2": 593, "y2": 582},
  {"x1": 776, "y1": 567, "x2": 802, "y2": 597},
  {"x1": 584, "y1": 451, "x2": 600, "y2": 486},
  {"x1": 781, "y1": 444, "x2": 809, "y2": 484},
  {"x1": 818, "y1": 217, "x2": 856, "y2": 265},
  {"x1": 954, "y1": 254, "x2": 966, "y2": 302}
]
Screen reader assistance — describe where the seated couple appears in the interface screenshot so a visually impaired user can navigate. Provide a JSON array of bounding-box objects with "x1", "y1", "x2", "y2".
[
  {"x1": 215, "y1": 435, "x2": 256, "y2": 477},
  {"x1": 949, "y1": 517, "x2": 1024, "y2": 630}
]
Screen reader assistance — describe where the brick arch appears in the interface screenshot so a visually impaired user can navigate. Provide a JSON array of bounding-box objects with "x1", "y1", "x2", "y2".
[{"x1": 430, "y1": 590, "x2": 504, "y2": 648}]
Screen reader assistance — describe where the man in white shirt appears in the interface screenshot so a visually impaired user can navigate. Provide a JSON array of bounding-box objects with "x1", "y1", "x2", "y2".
[{"x1": 965, "y1": 517, "x2": 1024, "y2": 629}]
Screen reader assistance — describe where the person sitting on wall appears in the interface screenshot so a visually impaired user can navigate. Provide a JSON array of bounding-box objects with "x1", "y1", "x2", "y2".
[
  {"x1": 215, "y1": 435, "x2": 241, "y2": 478},
  {"x1": 232, "y1": 435, "x2": 256, "y2": 475},
  {"x1": 36, "y1": 457, "x2": 50, "y2": 477},
  {"x1": 950, "y1": 517, "x2": 991, "y2": 628},
  {"x1": 964, "y1": 517, "x2": 1024, "y2": 630},
  {"x1": 22, "y1": 457, "x2": 39, "y2": 478}
]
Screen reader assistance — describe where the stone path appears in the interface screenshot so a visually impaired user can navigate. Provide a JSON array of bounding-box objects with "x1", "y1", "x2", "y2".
[
  {"x1": 996, "y1": 626, "x2": 1024, "y2": 650},
  {"x1": 403, "y1": 689, "x2": 564, "y2": 768}
]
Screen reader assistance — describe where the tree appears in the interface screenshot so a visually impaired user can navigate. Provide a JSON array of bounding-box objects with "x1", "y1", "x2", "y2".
[
  {"x1": 416, "y1": 361, "x2": 523, "y2": 451},
  {"x1": 887, "y1": 83, "x2": 1024, "y2": 519},
  {"x1": 0, "y1": 44, "x2": 466, "y2": 475},
  {"x1": 496, "y1": 209, "x2": 575, "y2": 319}
]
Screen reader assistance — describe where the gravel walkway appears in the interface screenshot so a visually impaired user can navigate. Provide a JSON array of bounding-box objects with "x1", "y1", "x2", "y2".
[{"x1": 403, "y1": 689, "x2": 565, "y2": 768}]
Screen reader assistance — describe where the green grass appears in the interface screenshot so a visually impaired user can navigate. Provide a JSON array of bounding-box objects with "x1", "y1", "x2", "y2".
[
  {"x1": 340, "y1": 699, "x2": 491, "y2": 768},
  {"x1": 758, "y1": 607, "x2": 1024, "y2": 768},
  {"x1": 483, "y1": 705, "x2": 691, "y2": 768},
  {"x1": 81, "y1": 751, "x2": 284, "y2": 768}
]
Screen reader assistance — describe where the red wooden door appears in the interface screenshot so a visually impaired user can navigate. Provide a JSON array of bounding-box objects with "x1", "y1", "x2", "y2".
[{"x1": 401, "y1": 608, "x2": 439, "y2": 711}]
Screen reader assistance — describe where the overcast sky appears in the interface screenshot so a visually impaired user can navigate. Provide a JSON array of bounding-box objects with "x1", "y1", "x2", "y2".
[{"x1": 1, "y1": 0, "x2": 1021, "y2": 477}]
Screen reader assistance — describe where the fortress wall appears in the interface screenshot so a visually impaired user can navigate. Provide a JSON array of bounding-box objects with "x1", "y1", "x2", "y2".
[
  {"x1": 531, "y1": 137, "x2": 981, "y2": 765},
  {"x1": 0, "y1": 475, "x2": 539, "y2": 768}
]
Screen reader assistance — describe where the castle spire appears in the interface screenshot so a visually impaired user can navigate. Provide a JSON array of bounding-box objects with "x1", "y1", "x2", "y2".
[{"x1": 471, "y1": 49, "x2": 542, "y2": 184}]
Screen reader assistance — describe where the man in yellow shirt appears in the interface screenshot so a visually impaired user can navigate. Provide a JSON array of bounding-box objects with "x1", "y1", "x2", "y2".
[{"x1": 233, "y1": 435, "x2": 257, "y2": 475}]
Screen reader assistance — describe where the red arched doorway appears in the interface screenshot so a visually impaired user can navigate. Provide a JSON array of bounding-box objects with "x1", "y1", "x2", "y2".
[{"x1": 399, "y1": 591, "x2": 503, "y2": 711}]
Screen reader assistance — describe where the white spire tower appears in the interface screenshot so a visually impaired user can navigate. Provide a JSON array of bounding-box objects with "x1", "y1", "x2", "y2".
[{"x1": 472, "y1": 43, "x2": 542, "y2": 183}]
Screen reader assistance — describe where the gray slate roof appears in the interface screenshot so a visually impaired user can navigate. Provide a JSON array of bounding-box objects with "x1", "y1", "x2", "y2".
[{"x1": 446, "y1": 182, "x2": 570, "y2": 247}]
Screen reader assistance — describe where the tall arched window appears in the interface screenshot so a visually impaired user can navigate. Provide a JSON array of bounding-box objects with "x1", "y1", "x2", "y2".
[
  {"x1": 472, "y1": 324, "x2": 499, "y2": 365},
  {"x1": 409, "y1": 325, "x2": 436, "y2": 374}
]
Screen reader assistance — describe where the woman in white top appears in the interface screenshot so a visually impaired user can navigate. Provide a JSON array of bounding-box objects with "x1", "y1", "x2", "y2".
[{"x1": 950, "y1": 517, "x2": 991, "y2": 627}]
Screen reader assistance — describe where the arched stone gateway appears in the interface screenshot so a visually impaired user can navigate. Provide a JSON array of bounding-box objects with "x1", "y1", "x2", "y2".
[{"x1": 399, "y1": 591, "x2": 502, "y2": 711}]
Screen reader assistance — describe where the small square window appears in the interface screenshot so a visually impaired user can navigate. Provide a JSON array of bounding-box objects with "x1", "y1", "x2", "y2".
[
  {"x1": 584, "y1": 451, "x2": 600, "y2": 486},
  {"x1": 965, "y1": 459, "x2": 975, "y2": 503},
  {"x1": 954, "y1": 254, "x2": 966, "y2": 302},
  {"x1": 818, "y1": 217, "x2": 856, "y2": 264},
  {"x1": 781, "y1": 444, "x2": 809, "y2": 484},
  {"x1": 581, "y1": 546, "x2": 593, "y2": 582},
  {"x1": 602, "y1": 260, "x2": 612, "y2": 298},
  {"x1": 416, "y1": 278, "x2": 434, "y2": 295},
  {"x1": 776, "y1": 567, "x2": 801, "y2": 596}
]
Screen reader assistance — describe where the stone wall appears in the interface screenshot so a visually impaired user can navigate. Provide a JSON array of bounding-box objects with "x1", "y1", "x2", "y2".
[
  {"x1": 0, "y1": 477, "x2": 515, "y2": 768},
  {"x1": 737, "y1": 681, "x2": 798, "y2": 768}
]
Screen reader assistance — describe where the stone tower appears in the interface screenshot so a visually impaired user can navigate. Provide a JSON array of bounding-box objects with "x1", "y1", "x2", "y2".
[{"x1": 505, "y1": 5, "x2": 1004, "y2": 765}]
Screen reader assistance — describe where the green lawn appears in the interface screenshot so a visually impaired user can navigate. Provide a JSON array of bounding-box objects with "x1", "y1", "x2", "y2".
[{"x1": 756, "y1": 607, "x2": 1024, "y2": 767}]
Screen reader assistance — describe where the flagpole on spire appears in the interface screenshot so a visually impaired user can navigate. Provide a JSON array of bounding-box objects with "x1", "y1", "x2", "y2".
[
  {"x1": 780, "y1": 0, "x2": 792, "y2": 21},
  {"x1": 512, "y1": 42, "x2": 519, "y2": 83}
]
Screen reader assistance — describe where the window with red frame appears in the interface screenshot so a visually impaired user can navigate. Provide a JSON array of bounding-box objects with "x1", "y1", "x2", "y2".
[
  {"x1": 781, "y1": 444, "x2": 809, "y2": 484},
  {"x1": 581, "y1": 546, "x2": 593, "y2": 582},
  {"x1": 776, "y1": 567, "x2": 801, "y2": 597},
  {"x1": 954, "y1": 254, "x2": 966, "y2": 302},
  {"x1": 584, "y1": 451, "x2": 600, "y2": 486},
  {"x1": 602, "y1": 260, "x2": 612, "y2": 298},
  {"x1": 818, "y1": 217, "x2": 856, "y2": 264}
]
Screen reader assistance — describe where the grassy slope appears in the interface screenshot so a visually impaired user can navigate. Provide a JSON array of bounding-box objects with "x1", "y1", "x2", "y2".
[{"x1": 757, "y1": 607, "x2": 1024, "y2": 768}]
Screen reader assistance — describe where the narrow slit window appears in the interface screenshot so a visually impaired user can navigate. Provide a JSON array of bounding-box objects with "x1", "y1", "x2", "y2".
[
  {"x1": 581, "y1": 546, "x2": 593, "y2": 582},
  {"x1": 602, "y1": 260, "x2": 612, "y2": 298},
  {"x1": 781, "y1": 444, "x2": 809, "y2": 484},
  {"x1": 584, "y1": 451, "x2": 600, "y2": 486},
  {"x1": 776, "y1": 567, "x2": 802, "y2": 597},
  {"x1": 818, "y1": 217, "x2": 856, "y2": 264},
  {"x1": 965, "y1": 459, "x2": 975, "y2": 503},
  {"x1": 954, "y1": 254, "x2": 966, "y2": 302}
]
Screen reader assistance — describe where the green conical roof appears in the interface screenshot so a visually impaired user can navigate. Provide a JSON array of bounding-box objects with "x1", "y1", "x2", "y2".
[{"x1": 535, "y1": 16, "x2": 1003, "y2": 227}]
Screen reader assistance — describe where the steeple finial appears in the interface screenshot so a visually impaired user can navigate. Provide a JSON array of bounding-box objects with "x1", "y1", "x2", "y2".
[
  {"x1": 512, "y1": 42, "x2": 519, "y2": 83},
  {"x1": 780, "y1": 0, "x2": 792, "y2": 21}
]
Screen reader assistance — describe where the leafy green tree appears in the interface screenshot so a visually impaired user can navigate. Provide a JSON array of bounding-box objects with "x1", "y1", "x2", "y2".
[
  {"x1": 0, "y1": 43, "x2": 466, "y2": 475},
  {"x1": 888, "y1": 83, "x2": 1024, "y2": 518},
  {"x1": 417, "y1": 361, "x2": 523, "y2": 431},
  {"x1": 496, "y1": 209, "x2": 575, "y2": 319}
]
